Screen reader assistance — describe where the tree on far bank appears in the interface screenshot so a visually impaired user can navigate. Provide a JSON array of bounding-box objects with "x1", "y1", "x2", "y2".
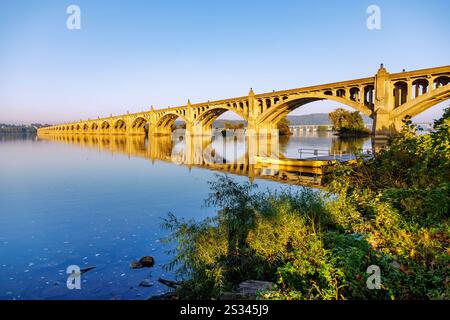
[
  {"x1": 224, "y1": 121, "x2": 245, "y2": 130},
  {"x1": 277, "y1": 118, "x2": 292, "y2": 136},
  {"x1": 329, "y1": 108, "x2": 369, "y2": 136}
]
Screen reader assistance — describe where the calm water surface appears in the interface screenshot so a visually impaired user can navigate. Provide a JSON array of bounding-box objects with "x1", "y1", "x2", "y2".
[{"x1": 0, "y1": 132, "x2": 370, "y2": 300}]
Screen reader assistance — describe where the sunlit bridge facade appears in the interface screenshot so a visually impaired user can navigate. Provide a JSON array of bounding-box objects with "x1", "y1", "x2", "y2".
[{"x1": 38, "y1": 65, "x2": 450, "y2": 139}]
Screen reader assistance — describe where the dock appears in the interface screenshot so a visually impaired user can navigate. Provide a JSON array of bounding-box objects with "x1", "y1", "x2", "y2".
[{"x1": 255, "y1": 149, "x2": 372, "y2": 175}]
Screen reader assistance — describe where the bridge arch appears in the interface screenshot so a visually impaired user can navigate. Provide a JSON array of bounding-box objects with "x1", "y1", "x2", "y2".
[
  {"x1": 130, "y1": 116, "x2": 148, "y2": 134},
  {"x1": 393, "y1": 81, "x2": 409, "y2": 108},
  {"x1": 434, "y1": 76, "x2": 450, "y2": 89},
  {"x1": 412, "y1": 79, "x2": 430, "y2": 98},
  {"x1": 194, "y1": 105, "x2": 247, "y2": 128},
  {"x1": 100, "y1": 120, "x2": 111, "y2": 133},
  {"x1": 113, "y1": 118, "x2": 127, "y2": 133},
  {"x1": 256, "y1": 92, "x2": 373, "y2": 127},
  {"x1": 91, "y1": 122, "x2": 99, "y2": 131},
  {"x1": 349, "y1": 87, "x2": 361, "y2": 101},
  {"x1": 154, "y1": 111, "x2": 188, "y2": 134},
  {"x1": 393, "y1": 84, "x2": 450, "y2": 120}
]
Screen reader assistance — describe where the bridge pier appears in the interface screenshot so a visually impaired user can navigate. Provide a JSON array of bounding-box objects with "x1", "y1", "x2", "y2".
[
  {"x1": 372, "y1": 112, "x2": 395, "y2": 138},
  {"x1": 372, "y1": 64, "x2": 402, "y2": 138},
  {"x1": 190, "y1": 122, "x2": 212, "y2": 137}
]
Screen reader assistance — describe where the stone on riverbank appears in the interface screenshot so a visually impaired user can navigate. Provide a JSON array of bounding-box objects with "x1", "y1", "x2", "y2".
[{"x1": 221, "y1": 280, "x2": 274, "y2": 300}]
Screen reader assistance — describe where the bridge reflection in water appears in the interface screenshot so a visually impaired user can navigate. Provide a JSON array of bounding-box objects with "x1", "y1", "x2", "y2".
[{"x1": 38, "y1": 131, "x2": 357, "y2": 187}]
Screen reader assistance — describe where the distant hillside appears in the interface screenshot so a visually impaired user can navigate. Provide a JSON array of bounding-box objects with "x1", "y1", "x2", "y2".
[{"x1": 0, "y1": 123, "x2": 50, "y2": 134}]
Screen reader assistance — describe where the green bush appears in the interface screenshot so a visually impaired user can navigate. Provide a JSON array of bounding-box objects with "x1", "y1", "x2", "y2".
[
  {"x1": 162, "y1": 109, "x2": 450, "y2": 300},
  {"x1": 329, "y1": 108, "x2": 370, "y2": 136}
]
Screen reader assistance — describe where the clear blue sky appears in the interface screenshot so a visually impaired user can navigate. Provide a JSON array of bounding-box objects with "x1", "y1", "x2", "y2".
[{"x1": 1, "y1": 0, "x2": 449, "y2": 124}]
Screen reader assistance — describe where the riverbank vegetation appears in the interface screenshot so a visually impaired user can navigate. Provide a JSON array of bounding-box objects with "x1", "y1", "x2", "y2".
[
  {"x1": 0, "y1": 123, "x2": 49, "y2": 134},
  {"x1": 162, "y1": 109, "x2": 449, "y2": 300},
  {"x1": 223, "y1": 121, "x2": 245, "y2": 130},
  {"x1": 277, "y1": 118, "x2": 292, "y2": 136},
  {"x1": 329, "y1": 108, "x2": 370, "y2": 137}
]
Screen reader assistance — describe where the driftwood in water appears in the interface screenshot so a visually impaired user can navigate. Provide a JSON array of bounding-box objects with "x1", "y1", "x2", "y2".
[
  {"x1": 158, "y1": 277, "x2": 181, "y2": 289},
  {"x1": 80, "y1": 266, "x2": 96, "y2": 274}
]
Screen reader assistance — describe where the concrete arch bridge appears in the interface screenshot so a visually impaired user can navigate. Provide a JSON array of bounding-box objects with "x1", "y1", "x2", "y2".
[{"x1": 38, "y1": 65, "x2": 450, "y2": 138}]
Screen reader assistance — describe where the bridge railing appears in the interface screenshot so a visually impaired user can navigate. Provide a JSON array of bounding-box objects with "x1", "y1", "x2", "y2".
[{"x1": 298, "y1": 148, "x2": 373, "y2": 160}]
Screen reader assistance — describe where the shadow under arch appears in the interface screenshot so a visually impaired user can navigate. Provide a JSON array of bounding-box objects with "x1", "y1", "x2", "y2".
[
  {"x1": 130, "y1": 116, "x2": 148, "y2": 134},
  {"x1": 113, "y1": 118, "x2": 127, "y2": 134},
  {"x1": 100, "y1": 120, "x2": 111, "y2": 133}
]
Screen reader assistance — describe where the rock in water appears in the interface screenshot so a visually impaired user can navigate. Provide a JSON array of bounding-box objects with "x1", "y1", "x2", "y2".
[
  {"x1": 139, "y1": 256, "x2": 155, "y2": 268},
  {"x1": 139, "y1": 279, "x2": 153, "y2": 288},
  {"x1": 130, "y1": 256, "x2": 155, "y2": 269},
  {"x1": 130, "y1": 260, "x2": 143, "y2": 269}
]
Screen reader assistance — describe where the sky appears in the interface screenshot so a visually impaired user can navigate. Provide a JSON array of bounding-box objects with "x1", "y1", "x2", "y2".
[{"x1": 0, "y1": 0, "x2": 449, "y2": 125}]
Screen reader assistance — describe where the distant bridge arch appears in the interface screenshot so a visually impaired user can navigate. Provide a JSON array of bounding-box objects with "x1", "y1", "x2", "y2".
[
  {"x1": 91, "y1": 122, "x2": 99, "y2": 130},
  {"x1": 100, "y1": 120, "x2": 111, "y2": 132}
]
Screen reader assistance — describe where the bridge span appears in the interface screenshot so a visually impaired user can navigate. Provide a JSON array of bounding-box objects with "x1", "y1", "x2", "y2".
[{"x1": 38, "y1": 65, "x2": 450, "y2": 138}]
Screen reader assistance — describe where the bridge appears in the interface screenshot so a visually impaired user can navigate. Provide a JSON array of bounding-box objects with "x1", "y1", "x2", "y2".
[
  {"x1": 38, "y1": 65, "x2": 450, "y2": 138},
  {"x1": 289, "y1": 125, "x2": 334, "y2": 133}
]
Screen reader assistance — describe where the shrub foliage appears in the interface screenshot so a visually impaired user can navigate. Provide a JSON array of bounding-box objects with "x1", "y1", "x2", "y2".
[{"x1": 162, "y1": 109, "x2": 450, "y2": 300}]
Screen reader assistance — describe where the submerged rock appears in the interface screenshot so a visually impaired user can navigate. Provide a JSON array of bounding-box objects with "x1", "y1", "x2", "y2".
[
  {"x1": 130, "y1": 256, "x2": 155, "y2": 269},
  {"x1": 139, "y1": 256, "x2": 155, "y2": 268},
  {"x1": 130, "y1": 260, "x2": 142, "y2": 269},
  {"x1": 139, "y1": 279, "x2": 153, "y2": 288}
]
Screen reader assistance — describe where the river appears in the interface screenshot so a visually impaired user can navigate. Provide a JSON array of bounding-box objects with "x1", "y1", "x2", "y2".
[{"x1": 0, "y1": 131, "x2": 371, "y2": 300}]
